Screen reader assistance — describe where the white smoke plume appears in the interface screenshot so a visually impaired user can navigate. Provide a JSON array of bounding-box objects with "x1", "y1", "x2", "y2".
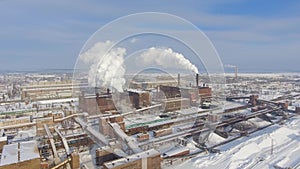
[
  {"x1": 79, "y1": 41, "x2": 126, "y2": 92},
  {"x1": 139, "y1": 47, "x2": 199, "y2": 74},
  {"x1": 80, "y1": 41, "x2": 113, "y2": 65}
]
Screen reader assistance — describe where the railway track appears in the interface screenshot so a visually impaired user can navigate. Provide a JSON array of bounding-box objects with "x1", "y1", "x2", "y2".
[
  {"x1": 162, "y1": 112, "x2": 297, "y2": 163},
  {"x1": 139, "y1": 107, "x2": 281, "y2": 148}
]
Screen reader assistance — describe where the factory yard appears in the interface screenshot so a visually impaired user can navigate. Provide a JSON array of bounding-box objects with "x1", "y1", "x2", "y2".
[{"x1": 0, "y1": 72, "x2": 299, "y2": 169}]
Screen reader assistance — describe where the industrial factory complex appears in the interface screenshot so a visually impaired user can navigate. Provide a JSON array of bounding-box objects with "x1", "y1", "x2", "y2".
[{"x1": 0, "y1": 71, "x2": 299, "y2": 169}]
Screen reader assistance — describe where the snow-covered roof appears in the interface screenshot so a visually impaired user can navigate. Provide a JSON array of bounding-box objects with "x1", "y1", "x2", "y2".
[
  {"x1": 127, "y1": 89, "x2": 148, "y2": 94},
  {"x1": 0, "y1": 140, "x2": 40, "y2": 166},
  {"x1": 36, "y1": 98, "x2": 78, "y2": 105},
  {"x1": 0, "y1": 144, "x2": 18, "y2": 166},
  {"x1": 19, "y1": 141, "x2": 40, "y2": 162},
  {"x1": 104, "y1": 149, "x2": 160, "y2": 168},
  {"x1": 0, "y1": 136, "x2": 7, "y2": 142}
]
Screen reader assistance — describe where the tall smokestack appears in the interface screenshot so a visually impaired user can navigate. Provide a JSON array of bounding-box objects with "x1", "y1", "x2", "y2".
[
  {"x1": 177, "y1": 73, "x2": 180, "y2": 87},
  {"x1": 196, "y1": 73, "x2": 199, "y2": 87},
  {"x1": 235, "y1": 66, "x2": 238, "y2": 80}
]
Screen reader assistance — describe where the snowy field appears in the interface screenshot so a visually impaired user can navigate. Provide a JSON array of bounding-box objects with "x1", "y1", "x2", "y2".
[{"x1": 169, "y1": 116, "x2": 300, "y2": 169}]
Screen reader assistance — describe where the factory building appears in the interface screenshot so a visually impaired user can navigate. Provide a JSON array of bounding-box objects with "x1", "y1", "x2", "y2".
[
  {"x1": 157, "y1": 73, "x2": 212, "y2": 108},
  {"x1": 79, "y1": 73, "x2": 209, "y2": 114},
  {"x1": 159, "y1": 85, "x2": 181, "y2": 99},
  {"x1": 163, "y1": 147, "x2": 190, "y2": 158},
  {"x1": 79, "y1": 90, "x2": 151, "y2": 114},
  {"x1": 249, "y1": 95, "x2": 259, "y2": 106},
  {"x1": 129, "y1": 80, "x2": 177, "y2": 90},
  {"x1": 296, "y1": 106, "x2": 300, "y2": 114},
  {"x1": 96, "y1": 146, "x2": 121, "y2": 166},
  {"x1": 157, "y1": 85, "x2": 211, "y2": 111},
  {"x1": 137, "y1": 133, "x2": 150, "y2": 142},
  {"x1": 161, "y1": 98, "x2": 190, "y2": 112},
  {"x1": 159, "y1": 85, "x2": 209, "y2": 100},
  {"x1": 79, "y1": 93, "x2": 116, "y2": 115},
  {"x1": 127, "y1": 90, "x2": 151, "y2": 109},
  {"x1": 99, "y1": 115, "x2": 125, "y2": 137},
  {"x1": 36, "y1": 117, "x2": 54, "y2": 136},
  {"x1": 0, "y1": 117, "x2": 31, "y2": 128},
  {"x1": 198, "y1": 86, "x2": 212, "y2": 98},
  {"x1": 103, "y1": 149, "x2": 161, "y2": 169},
  {"x1": 21, "y1": 81, "x2": 80, "y2": 102},
  {"x1": 158, "y1": 85, "x2": 191, "y2": 111},
  {"x1": 0, "y1": 141, "x2": 40, "y2": 169},
  {"x1": 181, "y1": 87, "x2": 200, "y2": 106},
  {"x1": 0, "y1": 136, "x2": 7, "y2": 153}
]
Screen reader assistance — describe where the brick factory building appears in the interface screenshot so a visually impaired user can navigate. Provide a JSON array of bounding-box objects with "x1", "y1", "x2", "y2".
[
  {"x1": 79, "y1": 90, "x2": 151, "y2": 114},
  {"x1": 79, "y1": 93, "x2": 116, "y2": 115},
  {"x1": 0, "y1": 141, "x2": 40, "y2": 169},
  {"x1": 103, "y1": 149, "x2": 161, "y2": 169},
  {"x1": 21, "y1": 81, "x2": 80, "y2": 102}
]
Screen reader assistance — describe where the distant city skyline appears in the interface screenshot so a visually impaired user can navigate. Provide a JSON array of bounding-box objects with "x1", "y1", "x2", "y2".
[{"x1": 0, "y1": 0, "x2": 299, "y2": 72}]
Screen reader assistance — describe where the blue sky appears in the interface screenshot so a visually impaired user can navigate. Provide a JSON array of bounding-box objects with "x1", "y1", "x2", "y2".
[{"x1": 0, "y1": 0, "x2": 299, "y2": 72}]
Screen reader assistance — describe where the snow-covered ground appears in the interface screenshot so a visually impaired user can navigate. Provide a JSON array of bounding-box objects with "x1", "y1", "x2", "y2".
[{"x1": 169, "y1": 116, "x2": 300, "y2": 169}]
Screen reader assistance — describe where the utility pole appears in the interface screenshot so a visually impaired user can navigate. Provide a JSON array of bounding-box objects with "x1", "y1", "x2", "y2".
[{"x1": 271, "y1": 137, "x2": 274, "y2": 155}]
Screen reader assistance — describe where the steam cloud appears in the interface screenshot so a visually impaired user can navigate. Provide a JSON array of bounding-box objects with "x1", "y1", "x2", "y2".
[
  {"x1": 139, "y1": 47, "x2": 199, "y2": 74},
  {"x1": 79, "y1": 43, "x2": 199, "y2": 92},
  {"x1": 79, "y1": 41, "x2": 126, "y2": 92}
]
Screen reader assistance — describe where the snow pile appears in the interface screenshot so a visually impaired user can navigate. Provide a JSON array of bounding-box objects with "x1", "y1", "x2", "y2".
[
  {"x1": 248, "y1": 117, "x2": 271, "y2": 128},
  {"x1": 206, "y1": 132, "x2": 226, "y2": 147},
  {"x1": 275, "y1": 144, "x2": 300, "y2": 168},
  {"x1": 270, "y1": 126, "x2": 295, "y2": 141},
  {"x1": 228, "y1": 142, "x2": 261, "y2": 169},
  {"x1": 228, "y1": 126, "x2": 299, "y2": 169},
  {"x1": 285, "y1": 116, "x2": 300, "y2": 130}
]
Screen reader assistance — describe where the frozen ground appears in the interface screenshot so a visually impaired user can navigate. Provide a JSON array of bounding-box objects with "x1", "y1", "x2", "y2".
[{"x1": 169, "y1": 116, "x2": 300, "y2": 169}]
